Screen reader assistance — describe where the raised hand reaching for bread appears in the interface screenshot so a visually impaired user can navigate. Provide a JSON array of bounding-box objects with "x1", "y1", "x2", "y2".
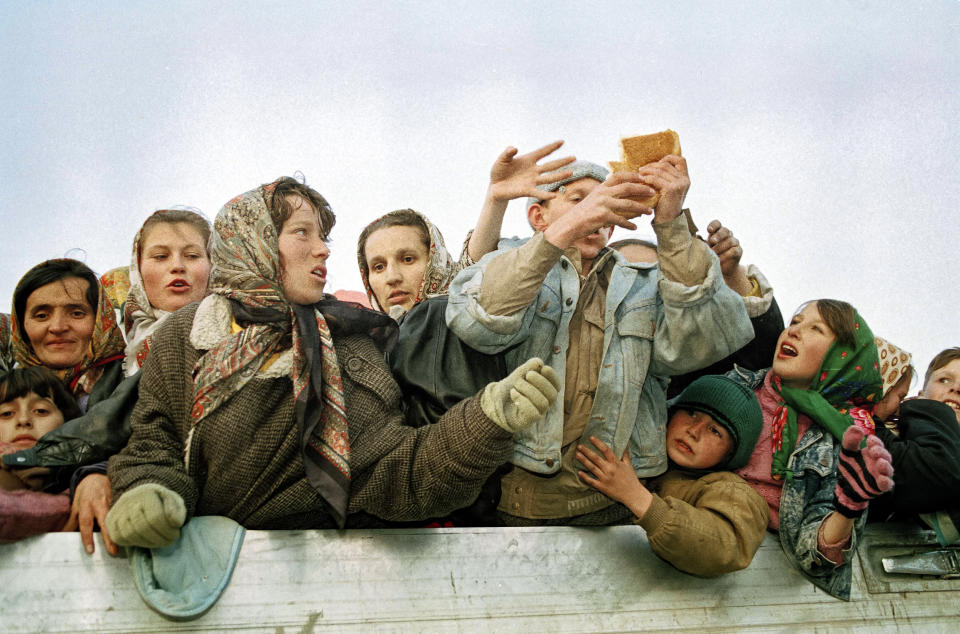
[
  {"x1": 467, "y1": 141, "x2": 576, "y2": 262},
  {"x1": 705, "y1": 219, "x2": 753, "y2": 296},
  {"x1": 488, "y1": 140, "x2": 576, "y2": 203},
  {"x1": 635, "y1": 155, "x2": 689, "y2": 224},
  {"x1": 534, "y1": 172, "x2": 656, "y2": 252}
]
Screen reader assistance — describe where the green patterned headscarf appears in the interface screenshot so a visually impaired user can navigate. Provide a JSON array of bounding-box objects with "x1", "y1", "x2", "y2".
[{"x1": 770, "y1": 309, "x2": 882, "y2": 480}]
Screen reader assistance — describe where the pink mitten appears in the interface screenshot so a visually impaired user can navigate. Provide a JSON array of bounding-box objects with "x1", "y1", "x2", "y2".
[{"x1": 834, "y1": 425, "x2": 894, "y2": 518}]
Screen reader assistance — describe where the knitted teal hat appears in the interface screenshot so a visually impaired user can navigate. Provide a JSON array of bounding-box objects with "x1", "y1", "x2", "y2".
[{"x1": 668, "y1": 375, "x2": 762, "y2": 470}]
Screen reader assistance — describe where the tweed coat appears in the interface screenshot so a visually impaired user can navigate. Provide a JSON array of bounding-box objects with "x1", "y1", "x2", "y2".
[{"x1": 108, "y1": 299, "x2": 514, "y2": 528}]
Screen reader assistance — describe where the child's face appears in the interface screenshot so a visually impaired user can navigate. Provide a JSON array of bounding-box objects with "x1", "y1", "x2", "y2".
[
  {"x1": 921, "y1": 358, "x2": 960, "y2": 425},
  {"x1": 772, "y1": 302, "x2": 837, "y2": 389},
  {"x1": 666, "y1": 409, "x2": 733, "y2": 470},
  {"x1": 0, "y1": 392, "x2": 65, "y2": 448}
]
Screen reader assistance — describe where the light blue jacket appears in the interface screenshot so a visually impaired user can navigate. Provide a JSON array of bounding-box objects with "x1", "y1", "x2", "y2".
[
  {"x1": 727, "y1": 366, "x2": 864, "y2": 601},
  {"x1": 446, "y1": 236, "x2": 754, "y2": 479}
]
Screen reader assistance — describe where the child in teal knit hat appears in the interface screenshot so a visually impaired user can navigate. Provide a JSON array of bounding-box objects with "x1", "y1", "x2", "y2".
[{"x1": 577, "y1": 374, "x2": 768, "y2": 576}]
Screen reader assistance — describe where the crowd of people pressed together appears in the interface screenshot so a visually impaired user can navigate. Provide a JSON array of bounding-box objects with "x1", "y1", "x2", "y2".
[{"x1": 1, "y1": 142, "x2": 958, "y2": 602}]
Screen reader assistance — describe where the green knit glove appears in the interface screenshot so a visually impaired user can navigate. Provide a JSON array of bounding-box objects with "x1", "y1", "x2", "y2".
[
  {"x1": 481, "y1": 357, "x2": 560, "y2": 433},
  {"x1": 106, "y1": 483, "x2": 186, "y2": 549}
]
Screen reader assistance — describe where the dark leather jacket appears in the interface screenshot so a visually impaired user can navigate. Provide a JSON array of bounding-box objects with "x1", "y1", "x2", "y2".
[
  {"x1": 389, "y1": 295, "x2": 508, "y2": 427},
  {"x1": 3, "y1": 360, "x2": 137, "y2": 487},
  {"x1": 388, "y1": 295, "x2": 510, "y2": 525}
]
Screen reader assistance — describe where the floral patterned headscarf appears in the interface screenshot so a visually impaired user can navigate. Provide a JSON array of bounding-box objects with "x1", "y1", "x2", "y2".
[
  {"x1": 191, "y1": 179, "x2": 352, "y2": 528},
  {"x1": 0, "y1": 313, "x2": 13, "y2": 373},
  {"x1": 99, "y1": 266, "x2": 131, "y2": 313},
  {"x1": 770, "y1": 308, "x2": 882, "y2": 481},
  {"x1": 356, "y1": 209, "x2": 459, "y2": 316},
  {"x1": 874, "y1": 337, "x2": 913, "y2": 398},
  {"x1": 10, "y1": 259, "x2": 125, "y2": 397}
]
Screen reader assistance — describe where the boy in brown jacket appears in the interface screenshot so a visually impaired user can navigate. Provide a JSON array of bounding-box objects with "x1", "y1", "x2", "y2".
[{"x1": 577, "y1": 375, "x2": 768, "y2": 576}]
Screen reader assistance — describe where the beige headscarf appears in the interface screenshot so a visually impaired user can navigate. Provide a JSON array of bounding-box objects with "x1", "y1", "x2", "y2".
[
  {"x1": 875, "y1": 337, "x2": 913, "y2": 397},
  {"x1": 357, "y1": 209, "x2": 460, "y2": 318}
]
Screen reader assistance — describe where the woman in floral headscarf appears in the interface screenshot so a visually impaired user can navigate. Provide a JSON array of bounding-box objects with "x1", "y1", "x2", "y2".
[
  {"x1": 10, "y1": 259, "x2": 125, "y2": 410},
  {"x1": 105, "y1": 176, "x2": 558, "y2": 548},
  {"x1": 122, "y1": 208, "x2": 212, "y2": 376},
  {"x1": 728, "y1": 299, "x2": 894, "y2": 600}
]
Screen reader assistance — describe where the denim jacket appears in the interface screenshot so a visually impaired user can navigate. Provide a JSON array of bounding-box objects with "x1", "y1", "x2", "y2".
[
  {"x1": 727, "y1": 366, "x2": 866, "y2": 601},
  {"x1": 446, "y1": 236, "x2": 754, "y2": 479}
]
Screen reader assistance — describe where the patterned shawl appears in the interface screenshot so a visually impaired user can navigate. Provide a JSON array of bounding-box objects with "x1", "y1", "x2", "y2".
[
  {"x1": 0, "y1": 313, "x2": 13, "y2": 373},
  {"x1": 874, "y1": 337, "x2": 912, "y2": 397},
  {"x1": 770, "y1": 309, "x2": 882, "y2": 481},
  {"x1": 190, "y1": 180, "x2": 352, "y2": 527},
  {"x1": 10, "y1": 259, "x2": 125, "y2": 397},
  {"x1": 357, "y1": 209, "x2": 459, "y2": 315},
  {"x1": 99, "y1": 266, "x2": 131, "y2": 313}
]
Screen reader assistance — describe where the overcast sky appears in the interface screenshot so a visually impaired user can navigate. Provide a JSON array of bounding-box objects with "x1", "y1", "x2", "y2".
[{"x1": 1, "y1": 0, "x2": 957, "y2": 380}]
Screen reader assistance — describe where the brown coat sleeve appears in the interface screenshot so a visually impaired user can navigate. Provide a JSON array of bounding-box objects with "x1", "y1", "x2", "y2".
[
  {"x1": 339, "y1": 333, "x2": 514, "y2": 521},
  {"x1": 637, "y1": 470, "x2": 770, "y2": 577},
  {"x1": 107, "y1": 307, "x2": 199, "y2": 516}
]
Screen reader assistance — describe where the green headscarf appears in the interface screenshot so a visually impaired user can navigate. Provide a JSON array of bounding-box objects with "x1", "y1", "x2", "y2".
[{"x1": 770, "y1": 309, "x2": 882, "y2": 480}]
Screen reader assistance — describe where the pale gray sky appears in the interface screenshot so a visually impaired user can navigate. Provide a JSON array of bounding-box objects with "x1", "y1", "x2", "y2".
[{"x1": 1, "y1": 0, "x2": 957, "y2": 377}]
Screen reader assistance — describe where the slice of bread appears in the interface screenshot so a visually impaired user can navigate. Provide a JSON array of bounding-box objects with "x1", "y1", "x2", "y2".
[
  {"x1": 611, "y1": 129, "x2": 681, "y2": 212},
  {"x1": 608, "y1": 160, "x2": 630, "y2": 173},
  {"x1": 620, "y1": 129, "x2": 681, "y2": 169}
]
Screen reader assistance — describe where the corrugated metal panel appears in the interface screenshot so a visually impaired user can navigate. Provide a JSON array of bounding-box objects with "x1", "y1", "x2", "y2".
[{"x1": 2, "y1": 523, "x2": 959, "y2": 632}]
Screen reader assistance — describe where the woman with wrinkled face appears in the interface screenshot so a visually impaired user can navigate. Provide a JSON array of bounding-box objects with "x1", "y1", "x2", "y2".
[{"x1": 10, "y1": 259, "x2": 125, "y2": 407}]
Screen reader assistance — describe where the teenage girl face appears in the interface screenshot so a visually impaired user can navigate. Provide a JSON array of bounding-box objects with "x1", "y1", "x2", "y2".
[
  {"x1": 23, "y1": 276, "x2": 96, "y2": 369},
  {"x1": 139, "y1": 221, "x2": 211, "y2": 313},
  {"x1": 0, "y1": 392, "x2": 65, "y2": 449},
  {"x1": 277, "y1": 195, "x2": 331, "y2": 305},
  {"x1": 665, "y1": 409, "x2": 733, "y2": 470},
  {"x1": 772, "y1": 302, "x2": 837, "y2": 390},
  {"x1": 921, "y1": 358, "x2": 960, "y2": 425},
  {"x1": 364, "y1": 225, "x2": 429, "y2": 312}
]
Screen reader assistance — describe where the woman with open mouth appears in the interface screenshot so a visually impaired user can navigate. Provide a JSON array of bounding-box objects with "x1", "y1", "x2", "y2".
[
  {"x1": 726, "y1": 299, "x2": 895, "y2": 600},
  {"x1": 63, "y1": 208, "x2": 213, "y2": 554},
  {"x1": 121, "y1": 208, "x2": 212, "y2": 377},
  {"x1": 103, "y1": 175, "x2": 558, "y2": 547}
]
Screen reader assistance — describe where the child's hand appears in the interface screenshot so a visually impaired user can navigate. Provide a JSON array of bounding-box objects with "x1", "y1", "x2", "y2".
[
  {"x1": 62, "y1": 473, "x2": 118, "y2": 556},
  {"x1": 577, "y1": 436, "x2": 653, "y2": 519},
  {"x1": 833, "y1": 425, "x2": 895, "y2": 518},
  {"x1": 488, "y1": 141, "x2": 575, "y2": 204},
  {"x1": 705, "y1": 220, "x2": 743, "y2": 278}
]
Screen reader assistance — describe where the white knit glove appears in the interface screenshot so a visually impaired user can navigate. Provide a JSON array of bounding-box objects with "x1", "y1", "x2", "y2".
[
  {"x1": 480, "y1": 358, "x2": 560, "y2": 433},
  {"x1": 106, "y1": 483, "x2": 186, "y2": 549}
]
